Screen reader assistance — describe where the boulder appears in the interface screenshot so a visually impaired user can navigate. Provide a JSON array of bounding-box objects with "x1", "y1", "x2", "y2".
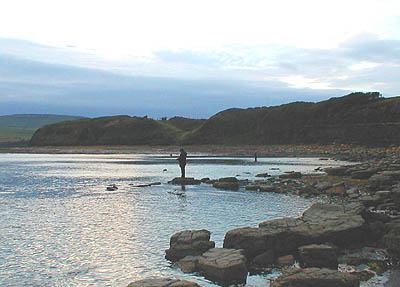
[
  {"x1": 325, "y1": 166, "x2": 349, "y2": 176},
  {"x1": 298, "y1": 244, "x2": 338, "y2": 269},
  {"x1": 338, "y1": 247, "x2": 389, "y2": 267},
  {"x1": 256, "y1": 172, "x2": 270, "y2": 177},
  {"x1": 271, "y1": 268, "x2": 360, "y2": 287},
  {"x1": 325, "y1": 183, "x2": 346, "y2": 196},
  {"x1": 218, "y1": 177, "x2": 238, "y2": 182},
  {"x1": 224, "y1": 203, "x2": 366, "y2": 264},
  {"x1": 127, "y1": 278, "x2": 200, "y2": 287},
  {"x1": 197, "y1": 248, "x2": 248, "y2": 285},
  {"x1": 259, "y1": 185, "x2": 278, "y2": 193},
  {"x1": 351, "y1": 169, "x2": 378, "y2": 179},
  {"x1": 314, "y1": 181, "x2": 332, "y2": 192},
  {"x1": 168, "y1": 177, "x2": 201, "y2": 185},
  {"x1": 165, "y1": 229, "x2": 215, "y2": 261},
  {"x1": 251, "y1": 249, "x2": 275, "y2": 267},
  {"x1": 175, "y1": 256, "x2": 199, "y2": 273},
  {"x1": 213, "y1": 181, "x2": 239, "y2": 191},
  {"x1": 369, "y1": 174, "x2": 393, "y2": 188},
  {"x1": 277, "y1": 254, "x2": 295, "y2": 266},
  {"x1": 279, "y1": 172, "x2": 302, "y2": 179},
  {"x1": 383, "y1": 221, "x2": 400, "y2": 256},
  {"x1": 245, "y1": 184, "x2": 260, "y2": 191}
]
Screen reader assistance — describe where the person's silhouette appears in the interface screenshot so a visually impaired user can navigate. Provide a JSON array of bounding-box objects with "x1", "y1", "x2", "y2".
[{"x1": 177, "y1": 148, "x2": 187, "y2": 178}]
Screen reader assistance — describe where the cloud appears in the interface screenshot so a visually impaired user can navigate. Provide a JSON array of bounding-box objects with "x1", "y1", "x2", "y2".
[{"x1": 1, "y1": 34, "x2": 399, "y2": 118}]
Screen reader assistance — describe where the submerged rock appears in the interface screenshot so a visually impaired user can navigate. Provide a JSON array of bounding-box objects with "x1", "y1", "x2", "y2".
[
  {"x1": 256, "y1": 172, "x2": 270, "y2": 177},
  {"x1": 165, "y1": 229, "x2": 215, "y2": 261},
  {"x1": 271, "y1": 268, "x2": 360, "y2": 287},
  {"x1": 212, "y1": 181, "x2": 240, "y2": 191},
  {"x1": 127, "y1": 278, "x2": 200, "y2": 287},
  {"x1": 279, "y1": 172, "x2": 302, "y2": 179},
  {"x1": 212, "y1": 177, "x2": 240, "y2": 191}
]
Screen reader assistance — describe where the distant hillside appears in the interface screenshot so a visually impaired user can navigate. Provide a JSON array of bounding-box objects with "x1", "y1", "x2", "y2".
[
  {"x1": 0, "y1": 114, "x2": 84, "y2": 144},
  {"x1": 29, "y1": 92, "x2": 400, "y2": 147},
  {"x1": 30, "y1": 116, "x2": 205, "y2": 146},
  {"x1": 182, "y1": 92, "x2": 400, "y2": 146}
]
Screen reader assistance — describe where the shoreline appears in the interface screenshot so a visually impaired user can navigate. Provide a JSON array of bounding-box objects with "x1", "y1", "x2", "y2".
[{"x1": 1, "y1": 144, "x2": 399, "y2": 162}]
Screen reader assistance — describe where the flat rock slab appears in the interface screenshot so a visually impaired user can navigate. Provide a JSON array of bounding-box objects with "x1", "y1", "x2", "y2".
[
  {"x1": 168, "y1": 177, "x2": 201, "y2": 185},
  {"x1": 224, "y1": 203, "x2": 366, "y2": 264},
  {"x1": 197, "y1": 248, "x2": 248, "y2": 285},
  {"x1": 165, "y1": 229, "x2": 215, "y2": 261},
  {"x1": 127, "y1": 278, "x2": 200, "y2": 287},
  {"x1": 271, "y1": 268, "x2": 360, "y2": 287}
]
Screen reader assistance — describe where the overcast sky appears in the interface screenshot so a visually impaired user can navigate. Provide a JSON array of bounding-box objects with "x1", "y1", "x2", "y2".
[{"x1": 1, "y1": 0, "x2": 399, "y2": 118}]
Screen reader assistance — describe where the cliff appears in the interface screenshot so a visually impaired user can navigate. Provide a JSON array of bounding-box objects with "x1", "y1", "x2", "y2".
[
  {"x1": 182, "y1": 92, "x2": 400, "y2": 146},
  {"x1": 30, "y1": 92, "x2": 400, "y2": 147}
]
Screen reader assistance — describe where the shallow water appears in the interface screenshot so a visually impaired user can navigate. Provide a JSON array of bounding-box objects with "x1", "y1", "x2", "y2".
[{"x1": 0, "y1": 153, "x2": 349, "y2": 286}]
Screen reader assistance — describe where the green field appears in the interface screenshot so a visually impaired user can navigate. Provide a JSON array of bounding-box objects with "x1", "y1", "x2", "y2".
[
  {"x1": 0, "y1": 127, "x2": 34, "y2": 142},
  {"x1": 0, "y1": 114, "x2": 84, "y2": 144}
]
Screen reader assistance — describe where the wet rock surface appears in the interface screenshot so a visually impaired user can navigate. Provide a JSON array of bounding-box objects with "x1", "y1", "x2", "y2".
[
  {"x1": 212, "y1": 177, "x2": 240, "y2": 191},
  {"x1": 127, "y1": 278, "x2": 200, "y2": 287},
  {"x1": 165, "y1": 229, "x2": 215, "y2": 261},
  {"x1": 298, "y1": 244, "x2": 339, "y2": 269},
  {"x1": 271, "y1": 268, "x2": 360, "y2": 287},
  {"x1": 224, "y1": 202, "x2": 366, "y2": 264},
  {"x1": 168, "y1": 177, "x2": 201, "y2": 185},
  {"x1": 197, "y1": 248, "x2": 248, "y2": 285},
  {"x1": 162, "y1": 146, "x2": 400, "y2": 286}
]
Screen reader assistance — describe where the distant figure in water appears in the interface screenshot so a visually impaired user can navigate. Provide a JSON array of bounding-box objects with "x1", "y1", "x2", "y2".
[
  {"x1": 254, "y1": 152, "x2": 257, "y2": 162},
  {"x1": 177, "y1": 148, "x2": 187, "y2": 178}
]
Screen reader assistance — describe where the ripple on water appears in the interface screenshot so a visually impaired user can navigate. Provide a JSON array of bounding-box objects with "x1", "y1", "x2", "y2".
[{"x1": 0, "y1": 154, "x2": 350, "y2": 286}]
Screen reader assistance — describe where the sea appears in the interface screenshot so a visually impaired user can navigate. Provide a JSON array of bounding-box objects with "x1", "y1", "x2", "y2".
[{"x1": 0, "y1": 153, "x2": 351, "y2": 286}]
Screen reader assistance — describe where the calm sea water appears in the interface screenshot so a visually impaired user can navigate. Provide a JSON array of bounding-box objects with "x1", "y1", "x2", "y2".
[{"x1": 0, "y1": 153, "x2": 348, "y2": 287}]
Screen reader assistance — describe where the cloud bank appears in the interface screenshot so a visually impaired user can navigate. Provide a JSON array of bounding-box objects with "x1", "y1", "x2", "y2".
[{"x1": 0, "y1": 34, "x2": 399, "y2": 118}]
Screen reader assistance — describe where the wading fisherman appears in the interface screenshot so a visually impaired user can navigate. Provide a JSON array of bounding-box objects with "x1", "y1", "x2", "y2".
[{"x1": 177, "y1": 148, "x2": 187, "y2": 178}]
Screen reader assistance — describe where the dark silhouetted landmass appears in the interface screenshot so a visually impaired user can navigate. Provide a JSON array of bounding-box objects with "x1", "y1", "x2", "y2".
[
  {"x1": 0, "y1": 114, "x2": 84, "y2": 145},
  {"x1": 182, "y1": 92, "x2": 400, "y2": 146},
  {"x1": 29, "y1": 92, "x2": 400, "y2": 147},
  {"x1": 30, "y1": 116, "x2": 198, "y2": 146}
]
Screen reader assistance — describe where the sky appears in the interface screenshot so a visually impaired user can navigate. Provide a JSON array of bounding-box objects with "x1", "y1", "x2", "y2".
[{"x1": 0, "y1": 0, "x2": 399, "y2": 118}]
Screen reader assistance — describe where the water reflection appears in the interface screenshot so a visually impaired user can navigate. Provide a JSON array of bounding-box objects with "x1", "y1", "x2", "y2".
[{"x1": 0, "y1": 153, "x2": 350, "y2": 286}]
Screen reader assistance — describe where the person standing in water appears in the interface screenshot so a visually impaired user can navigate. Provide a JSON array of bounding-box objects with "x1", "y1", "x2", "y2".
[{"x1": 177, "y1": 148, "x2": 187, "y2": 178}]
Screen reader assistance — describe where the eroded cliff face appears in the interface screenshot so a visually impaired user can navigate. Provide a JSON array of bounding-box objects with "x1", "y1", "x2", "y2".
[
  {"x1": 30, "y1": 92, "x2": 400, "y2": 147},
  {"x1": 182, "y1": 92, "x2": 400, "y2": 146}
]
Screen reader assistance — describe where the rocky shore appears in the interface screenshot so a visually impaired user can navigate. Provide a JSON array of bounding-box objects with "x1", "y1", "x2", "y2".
[
  {"x1": 125, "y1": 146, "x2": 400, "y2": 287},
  {"x1": 4, "y1": 143, "x2": 398, "y2": 286}
]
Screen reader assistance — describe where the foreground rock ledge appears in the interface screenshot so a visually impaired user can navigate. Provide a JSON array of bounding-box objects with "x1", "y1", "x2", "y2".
[
  {"x1": 271, "y1": 268, "x2": 360, "y2": 287},
  {"x1": 224, "y1": 202, "x2": 366, "y2": 264},
  {"x1": 127, "y1": 278, "x2": 200, "y2": 287}
]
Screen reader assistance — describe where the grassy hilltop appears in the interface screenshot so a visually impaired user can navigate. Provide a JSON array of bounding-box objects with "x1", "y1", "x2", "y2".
[{"x1": 29, "y1": 92, "x2": 400, "y2": 147}]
